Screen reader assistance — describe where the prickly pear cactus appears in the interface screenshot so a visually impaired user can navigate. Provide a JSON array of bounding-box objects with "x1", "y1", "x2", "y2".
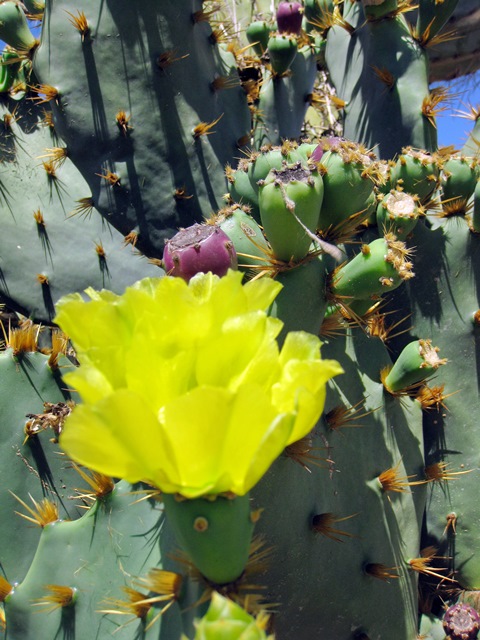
[
  {"x1": 1, "y1": 1, "x2": 480, "y2": 639},
  {"x1": 0, "y1": 97, "x2": 161, "y2": 321}
]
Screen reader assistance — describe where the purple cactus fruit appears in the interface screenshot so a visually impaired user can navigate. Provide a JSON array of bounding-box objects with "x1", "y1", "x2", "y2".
[
  {"x1": 276, "y1": 2, "x2": 303, "y2": 35},
  {"x1": 162, "y1": 223, "x2": 237, "y2": 281},
  {"x1": 443, "y1": 603, "x2": 480, "y2": 640}
]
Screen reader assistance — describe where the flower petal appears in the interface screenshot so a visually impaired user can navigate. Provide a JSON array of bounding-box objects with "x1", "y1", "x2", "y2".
[
  {"x1": 60, "y1": 390, "x2": 179, "y2": 485},
  {"x1": 159, "y1": 386, "x2": 233, "y2": 497}
]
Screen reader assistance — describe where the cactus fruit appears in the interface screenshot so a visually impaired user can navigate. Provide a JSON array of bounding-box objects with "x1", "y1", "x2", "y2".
[
  {"x1": 266, "y1": 34, "x2": 298, "y2": 76},
  {"x1": 213, "y1": 206, "x2": 271, "y2": 272},
  {"x1": 246, "y1": 21, "x2": 272, "y2": 56},
  {"x1": 330, "y1": 234, "x2": 414, "y2": 302},
  {"x1": 376, "y1": 190, "x2": 421, "y2": 238},
  {"x1": 313, "y1": 139, "x2": 377, "y2": 238},
  {"x1": 276, "y1": 2, "x2": 303, "y2": 35},
  {"x1": 443, "y1": 603, "x2": 480, "y2": 640},
  {"x1": 387, "y1": 148, "x2": 439, "y2": 204},
  {"x1": 258, "y1": 162, "x2": 323, "y2": 262},
  {"x1": 162, "y1": 224, "x2": 237, "y2": 281},
  {"x1": 383, "y1": 339, "x2": 447, "y2": 394}
]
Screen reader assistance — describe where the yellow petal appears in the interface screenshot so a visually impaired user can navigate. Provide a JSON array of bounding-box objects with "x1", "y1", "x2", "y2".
[
  {"x1": 63, "y1": 367, "x2": 113, "y2": 405},
  {"x1": 60, "y1": 390, "x2": 179, "y2": 485},
  {"x1": 272, "y1": 359, "x2": 344, "y2": 443},
  {"x1": 159, "y1": 387, "x2": 233, "y2": 497},
  {"x1": 279, "y1": 331, "x2": 322, "y2": 366},
  {"x1": 195, "y1": 312, "x2": 278, "y2": 389},
  {"x1": 222, "y1": 384, "x2": 294, "y2": 494},
  {"x1": 243, "y1": 276, "x2": 283, "y2": 311}
]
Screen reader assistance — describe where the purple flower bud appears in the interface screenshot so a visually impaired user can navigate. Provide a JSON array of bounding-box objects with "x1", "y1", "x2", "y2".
[
  {"x1": 443, "y1": 603, "x2": 480, "y2": 640},
  {"x1": 322, "y1": 136, "x2": 345, "y2": 150},
  {"x1": 310, "y1": 144, "x2": 324, "y2": 163},
  {"x1": 276, "y1": 2, "x2": 303, "y2": 35},
  {"x1": 162, "y1": 223, "x2": 237, "y2": 281}
]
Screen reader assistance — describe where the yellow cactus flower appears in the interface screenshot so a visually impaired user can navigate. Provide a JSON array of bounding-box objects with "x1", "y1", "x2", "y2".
[{"x1": 56, "y1": 271, "x2": 342, "y2": 498}]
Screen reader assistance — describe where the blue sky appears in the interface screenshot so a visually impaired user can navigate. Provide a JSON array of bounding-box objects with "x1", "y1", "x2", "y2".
[{"x1": 435, "y1": 74, "x2": 480, "y2": 149}]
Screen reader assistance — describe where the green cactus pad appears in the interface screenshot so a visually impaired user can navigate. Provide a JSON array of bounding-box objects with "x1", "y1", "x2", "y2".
[
  {"x1": 33, "y1": 0, "x2": 252, "y2": 254},
  {"x1": 0, "y1": 99, "x2": 160, "y2": 322},
  {"x1": 0, "y1": 348, "x2": 83, "y2": 584},
  {"x1": 4, "y1": 481, "x2": 193, "y2": 639},
  {"x1": 269, "y1": 256, "x2": 329, "y2": 338}
]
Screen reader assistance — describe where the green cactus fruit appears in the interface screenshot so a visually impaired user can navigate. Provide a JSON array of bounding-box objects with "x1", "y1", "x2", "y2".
[
  {"x1": 0, "y1": 50, "x2": 22, "y2": 93},
  {"x1": 191, "y1": 593, "x2": 271, "y2": 640},
  {"x1": 0, "y1": 1, "x2": 36, "y2": 52},
  {"x1": 339, "y1": 295, "x2": 380, "y2": 318},
  {"x1": 331, "y1": 234, "x2": 414, "y2": 301},
  {"x1": 376, "y1": 191, "x2": 421, "y2": 238},
  {"x1": 383, "y1": 339, "x2": 447, "y2": 394},
  {"x1": 363, "y1": 190, "x2": 380, "y2": 226},
  {"x1": 266, "y1": 34, "x2": 298, "y2": 75},
  {"x1": 214, "y1": 206, "x2": 270, "y2": 272},
  {"x1": 388, "y1": 148, "x2": 439, "y2": 203},
  {"x1": 227, "y1": 163, "x2": 260, "y2": 217},
  {"x1": 162, "y1": 493, "x2": 255, "y2": 586},
  {"x1": 258, "y1": 162, "x2": 323, "y2": 262},
  {"x1": 227, "y1": 148, "x2": 291, "y2": 219},
  {"x1": 441, "y1": 156, "x2": 478, "y2": 217},
  {"x1": 251, "y1": 148, "x2": 290, "y2": 184},
  {"x1": 246, "y1": 21, "x2": 272, "y2": 56},
  {"x1": 317, "y1": 141, "x2": 376, "y2": 237},
  {"x1": 287, "y1": 142, "x2": 318, "y2": 165}
]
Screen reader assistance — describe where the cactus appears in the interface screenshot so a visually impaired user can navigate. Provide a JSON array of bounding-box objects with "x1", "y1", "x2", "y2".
[{"x1": 1, "y1": 1, "x2": 480, "y2": 639}]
